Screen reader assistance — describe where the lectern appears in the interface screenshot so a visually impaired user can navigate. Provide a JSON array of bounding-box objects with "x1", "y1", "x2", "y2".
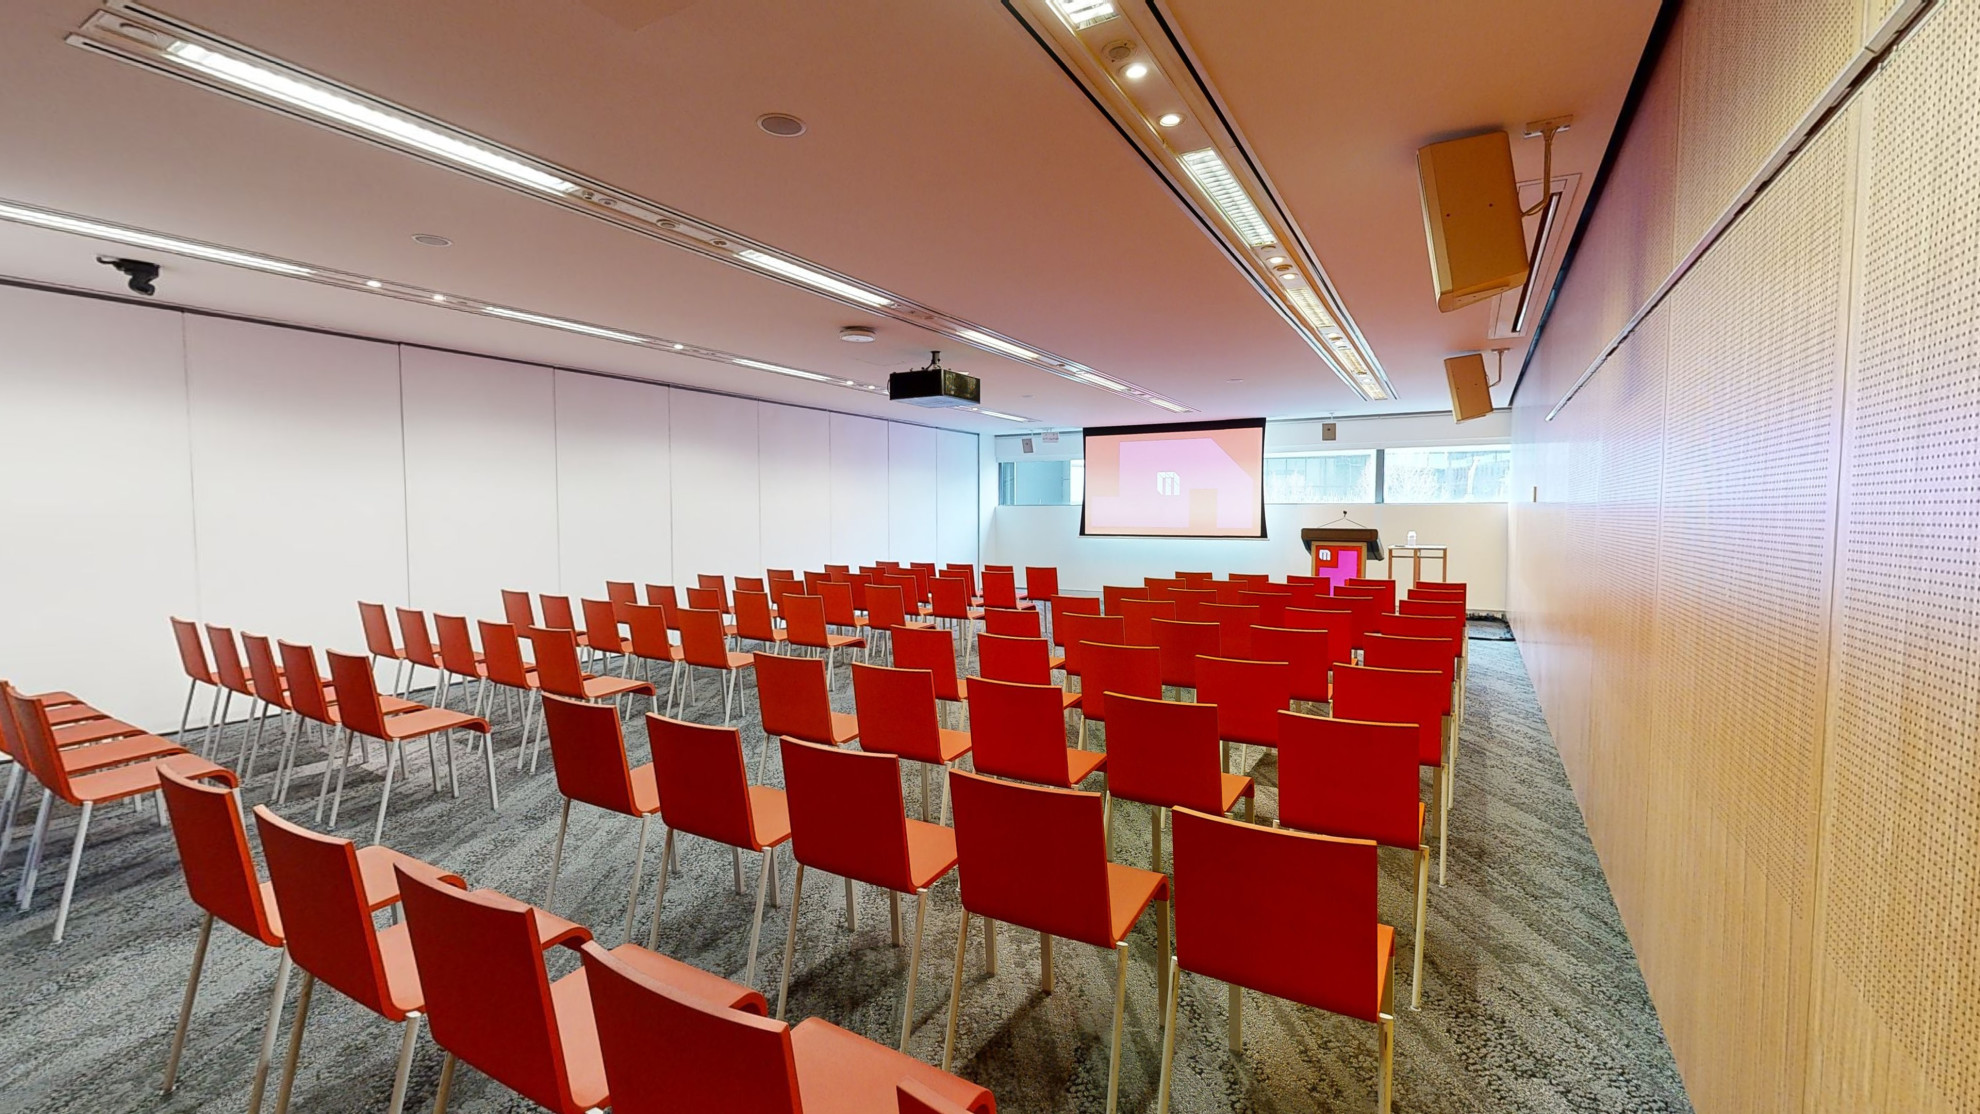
[{"x1": 1299, "y1": 526, "x2": 1384, "y2": 593}]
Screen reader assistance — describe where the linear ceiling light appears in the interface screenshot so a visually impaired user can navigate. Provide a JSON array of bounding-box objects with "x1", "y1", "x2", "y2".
[
  {"x1": 69, "y1": 5, "x2": 1180, "y2": 412},
  {"x1": 483, "y1": 305, "x2": 643, "y2": 343},
  {"x1": 733, "y1": 357, "x2": 834, "y2": 383},
  {"x1": 0, "y1": 200, "x2": 312, "y2": 275},
  {"x1": 1177, "y1": 149, "x2": 1275, "y2": 248},
  {"x1": 971, "y1": 408, "x2": 1035, "y2": 422},
  {"x1": 1072, "y1": 368, "x2": 1129, "y2": 390},
  {"x1": 1149, "y1": 398, "x2": 1188, "y2": 413}
]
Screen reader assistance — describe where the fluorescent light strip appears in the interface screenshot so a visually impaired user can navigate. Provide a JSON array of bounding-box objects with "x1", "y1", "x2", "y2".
[
  {"x1": 1177, "y1": 149, "x2": 1276, "y2": 248},
  {"x1": 1149, "y1": 398, "x2": 1188, "y2": 413},
  {"x1": 737, "y1": 250, "x2": 892, "y2": 307},
  {"x1": 0, "y1": 201, "x2": 313, "y2": 275},
  {"x1": 1054, "y1": 0, "x2": 1119, "y2": 28},
  {"x1": 1073, "y1": 369, "x2": 1128, "y2": 390},
  {"x1": 958, "y1": 328, "x2": 1040, "y2": 361},
  {"x1": 482, "y1": 305, "x2": 646, "y2": 343},
  {"x1": 733, "y1": 357, "x2": 833, "y2": 383},
  {"x1": 973, "y1": 408, "x2": 1033, "y2": 422},
  {"x1": 161, "y1": 42, "x2": 579, "y2": 196}
]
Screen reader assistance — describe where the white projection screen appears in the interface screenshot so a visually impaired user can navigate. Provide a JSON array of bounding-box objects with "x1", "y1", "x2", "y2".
[{"x1": 1080, "y1": 418, "x2": 1267, "y2": 538}]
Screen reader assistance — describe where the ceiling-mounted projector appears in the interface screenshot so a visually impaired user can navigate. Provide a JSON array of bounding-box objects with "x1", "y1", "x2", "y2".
[{"x1": 889, "y1": 351, "x2": 981, "y2": 408}]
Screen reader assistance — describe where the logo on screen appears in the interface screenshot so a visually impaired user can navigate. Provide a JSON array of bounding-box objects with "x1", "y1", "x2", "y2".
[{"x1": 1154, "y1": 471, "x2": 1181, "y2": 496}]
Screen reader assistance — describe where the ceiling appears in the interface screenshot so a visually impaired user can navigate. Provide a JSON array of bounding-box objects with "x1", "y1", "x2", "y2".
[{"x1": 0, "y1": 0, "x2": 1659, "y2": 432}]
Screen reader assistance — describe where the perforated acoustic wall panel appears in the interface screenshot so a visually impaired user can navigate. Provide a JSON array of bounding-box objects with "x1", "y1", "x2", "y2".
[{"x1": 1512, "y1": 0, "x2": 1980, "y2": 1111}]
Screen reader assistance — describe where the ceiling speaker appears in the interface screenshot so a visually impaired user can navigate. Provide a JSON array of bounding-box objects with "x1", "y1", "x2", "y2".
[
  {"x1": 1417, "y1": 130, "x2": 1530, "y2": 312},
  {"x1": 1443, "y1": 353, "x2": 1495, "y2": 422}
]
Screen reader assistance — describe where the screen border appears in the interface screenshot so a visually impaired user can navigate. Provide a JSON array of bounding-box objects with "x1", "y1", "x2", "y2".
[{"x1": 1078, "y1": 416, "x2": 1269, "y2": 539}]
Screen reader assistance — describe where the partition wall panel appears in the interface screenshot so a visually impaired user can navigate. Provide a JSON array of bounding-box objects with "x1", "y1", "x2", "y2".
[
  {"x1": 829, "y1": 412, "x2": 891, "y2": 568},
  {"x1": 553, "y1": 369, "x2": 675, "y2": 598},
  {"x1": 668, "y1": 388, "x2": 762, "y2": 581},
  {"x1": 0, "y1": 286, "x2": 200, "y2": 728},
  {"x1": 1511, "y1": 0, "x2": 1980, "y2": 1110},
  {"x1": 757, "y1": 401, "x2": 834, "y2": 576},
  {"x1": 936, "y1": 429, "x2": 980, "y2": 565},
  {"x1": 888, "y1": 423, "x2": 940, "y2": 565}
]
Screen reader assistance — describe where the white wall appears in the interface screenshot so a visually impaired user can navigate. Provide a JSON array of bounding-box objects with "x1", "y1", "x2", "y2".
[{"x1": 0, "y1": 284, "x2": 978, "y2": 730}]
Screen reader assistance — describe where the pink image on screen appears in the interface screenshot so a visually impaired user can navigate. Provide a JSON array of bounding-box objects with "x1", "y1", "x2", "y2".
[{"x1": 1088, "y1": 436, "x2": 1256, "y2": 532}]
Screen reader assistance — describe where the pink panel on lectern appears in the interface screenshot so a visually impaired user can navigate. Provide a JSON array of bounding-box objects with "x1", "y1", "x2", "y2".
[{"x1": 1311, "y1": 545, "x2": 1363, "y2": 594}]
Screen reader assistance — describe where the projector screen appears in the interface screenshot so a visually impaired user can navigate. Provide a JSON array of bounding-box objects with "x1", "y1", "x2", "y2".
[{"x1": 1081, "y1": 418, "x2": 1267, "y2": 538}]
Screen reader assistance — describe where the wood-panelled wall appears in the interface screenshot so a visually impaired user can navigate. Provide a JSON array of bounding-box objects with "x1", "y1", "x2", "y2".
[{"x1": 1510, "y1": 1, "x2": 1980, "y2": 1110}]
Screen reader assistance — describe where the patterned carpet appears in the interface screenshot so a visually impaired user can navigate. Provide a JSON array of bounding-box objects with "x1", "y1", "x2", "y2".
[{"x1": 0, "y1": 637, "x2": 1692, "y2": 1113}]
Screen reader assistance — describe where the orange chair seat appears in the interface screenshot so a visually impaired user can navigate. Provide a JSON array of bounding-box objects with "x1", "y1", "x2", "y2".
[
  {"x1": 1060, "y1": 690, "x2": 1082, "y2": 713},
  {"x1": 55, "y1": 733, "x2": 184, "y2": 773},
  {"x1": 45, "y1": 704, "x2": 105, "y2": 727},
  {"x1": 377, "y1": 707, "x2": 490, "y2": 741},
  {"x1": 1105, "y1": 861, "x2": 1169, "y2": 944},
  {"x1": 828, "y1": 711, "x2": 861, "y2": 746},
  {"x1": 581, "y1": 675, "x2": 656, "y2": 702},
  {"x1": 790, "y1": 1017, "x2": 995, "y2": 1114},
  {"x1": 746, "y1": 785, "x2": 794, "y2": 850},
  {"x1": 52, "y1": 718, "x2": 145, "y2": 746},
  {"x1": 716, "y1": 651, "x2": 755, "y2": 670},
  {"x1": 1373, "y1": 923, "x2": 1396, "y2": 1011},
  {"x1": 321, "y1": 685, "x2": 433, "y2": 715},
  {"x1": 254, "y1": 848, "x2": 463, "y2": 941},
  {"x1": 904, "y1": 819, "x2": 961, "y2": 890},
  {"x1": 31, "y1": 690, "x2": 85, "y2": 706},
  {"x1": 932, "y1": 728, "x2": 972, "y2": 763},
  {"x1": 372, "y1": 922, "x2": 428, "y2": 1021},
  {"x1": 821, "y1": 633, "x2": 866, "y2": 651},
  {"x1": 66, "y1": 754, "x2": 234, "y2": 806},
  {"x1": 1065, "y1": 748, "x2": 1107, "y2": 785},
  {"x1": 1217, "y1": 772, "x2": 1255, "y2": 812},
  {"x1": 626, "y1": 763, "x2": 661, "y2": 815}
]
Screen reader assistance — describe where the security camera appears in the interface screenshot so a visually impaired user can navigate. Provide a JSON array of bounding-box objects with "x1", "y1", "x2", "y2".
[{"x1": 97, "y1": 255, "x2": 160, "y2": 296}]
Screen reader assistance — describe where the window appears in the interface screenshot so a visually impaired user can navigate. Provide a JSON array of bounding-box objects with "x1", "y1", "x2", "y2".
[
  {"x1": 1264, "y1": 449, "x2": 1376, "y2": 503},
  {"x1": 1382, "y1": 445, "x2": 1512, "y2": 503},
  {"x1": 998, "y1": 459, "x2": 1084, "y2": 505}
]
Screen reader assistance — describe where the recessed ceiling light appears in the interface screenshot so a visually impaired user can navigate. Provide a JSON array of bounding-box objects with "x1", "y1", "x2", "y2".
[
  {"x1": 1267, "y1": 255, "x2": 1286, "y2": 265},
  {"x1": 959, "y1": 329, "x2": 1039, "y2": 361},
  {"x1": 672, "y1": 343, "x2": 684, "y2": 350},
  {"x1": 365, "y1": 279, "x2": 382, "y2": 288},
  {"x1": 412, "y1": 234, "x2": 452, "y2": 247},
  {"x1": 839, "y1": 325, "x2": 877, "y2": 343},
  {"x1": 484, "y1": 305, "x2": 644, "y2": 342},
  {"x1": 757, "y1": 113, "x2": 807, "y2": 137},
  {"x1": 1123, "y1": 62, "x2": 1149, "y2": 80},
  {"x1": 1226, "y1": 377, "x2": 1244, "y2": 383},
  {"x1": 1157, "y1": 112, "x2": 1184, "y2": 127},
  {"x1": 0, "y1": 200, "x2": 312, "y2": 276},
  {"x1": 737, "y1": 249, "x2": 892, "y2": 307},
  {"x1": 430, "y1": 293, "x2": 446, "y2": 301},
  {"x1": 734, "y1": 357, "x2": 832, "y2": 382},
  {"x1": 1278, "y1": 272, "x2": 1299, "y2": 283}
]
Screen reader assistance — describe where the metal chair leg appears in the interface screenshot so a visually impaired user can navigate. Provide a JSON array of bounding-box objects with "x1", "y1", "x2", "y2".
[
  {"x1": 941, "y1": 911, "x2": 972, "y2": 1071},
  {"x1": 900, "y1": 888, "x2": 928, "y2": 1051},
  {"x1": 623, "y1": 814, "x2": 651, "y2": 944},
  {"x1": 51, "y1": 800, "x2": 95, "y2": 943},
  {"x1": 161, "y1": 912, "x2": 213, "y2": 1093},
  {"x1": 272, "y1": 972, "x2": 315, "y2": 1114},
  {"x1": 384, "y1": 1013, "x2": 422, "y2": 1114},
  {"x1": 544, "y1": 798, "x2": 573, "y2": 908},
  {"x1": 245, "y1": 949, "x2": 292, "y2": 1114},
  {"x1": 647, "y1": 829, "x2": 677, "y2": 951},
  {"x1": 744, "y1": 847, "x2": 772, "y2": 989}
]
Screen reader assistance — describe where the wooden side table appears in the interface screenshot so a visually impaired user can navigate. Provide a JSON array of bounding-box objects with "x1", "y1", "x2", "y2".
[{"x1": 1386, "y1": 544, "x2": 1449, "y2": 587}]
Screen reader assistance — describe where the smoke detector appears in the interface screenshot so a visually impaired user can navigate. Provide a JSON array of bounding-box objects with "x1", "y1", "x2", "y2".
[{"x1": 839, "y1": 325, "x2": 877, "y2": 343}]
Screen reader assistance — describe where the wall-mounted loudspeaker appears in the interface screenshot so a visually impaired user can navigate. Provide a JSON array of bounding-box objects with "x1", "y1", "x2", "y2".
[
  {"x1": 1417, "y1": 130, "x2": 1530, "y2": 312},
  {"x1": 1443, "y1": 352, "x2": 1495, "y2": 422}
]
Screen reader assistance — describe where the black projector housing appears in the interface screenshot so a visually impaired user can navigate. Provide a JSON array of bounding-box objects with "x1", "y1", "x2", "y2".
[{"x1": 889, "y1": 367, "x2": 981, "y2": 408}]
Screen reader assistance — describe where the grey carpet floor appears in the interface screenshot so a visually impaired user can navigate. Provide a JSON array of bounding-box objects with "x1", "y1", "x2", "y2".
[{"x1": 0, "y1": 638, "x2": 1692, "y2": 1113}]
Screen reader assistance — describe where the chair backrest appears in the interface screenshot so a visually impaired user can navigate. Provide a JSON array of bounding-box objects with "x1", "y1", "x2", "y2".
[
  {"x1": 478, "y1": 621, "x2": 535, "y2": 688},
  {"x1": 1398, "y1": 597, "x2": 1464, "y2": 622},
  {"x1": 241, "y1": 633, "x2": 292, "y2": 712},
  {"x1": 253, "y1": 806, "x2": 402, "y2": 1018},
  {"x1": 1077, "y1": 641, "x2": 1161, "y2": 723},
  {"x1": 1101, "y1": 585, "x2": 1145, "y2": 617},
  {"x1": 540, "y1": 594, "x2": 580, "y2": 633},
  {"x1": 754, "y1": 653, "x2": 840, "y2": 745},
  {"x1": 172, "y1": 615, "x2": 219, "y2": 684},
  {"x1": 949, "y1": 771, "x2": 1113, "y2": 947},
  {"x1": 542, "y1": 694, "x2": 643, "y2": 815},
  {"x1": 433, "y1": 614, "x2": 481, "y2": 677},
  {"x1": 1022, "y1": 566, "x2": 1059, "y2": 601},
  {"x1": 1208, "y1": 579, "x2": 1243, "y2": 606},
  {"x1": 963, "y1": 676, "x2": 1073, "y2": 785},
  {"x1": 1285, "y1": 574, "x2": 1321, "y2": 587},
  {"x1": 1370, "y1": 611, "x2": 1463, "y2": 657},
  {"x1": 780, "y1": 595, "x2": 832, "y2": 650},
  {"x1": 605, "y1": 580, "x2": 639, "y2": 615},
  {"x1": 733, "y1": 590, "x2": 779, "y2": 643},
  {"x1": 1176, "y1": 571, "x2": 1213, "y2": 586},
  {"x1": 685, "y1": 586, "x2": 724, "y2": 614},
  {"x1": 1236, "y1": 590, "x2": 1290, "y2": 626},
  {"x1": 625, "y1": 603, "x2": 675, "y2": 660},
  {"x1": 802, "y1": 571, "x2": 828, "y2": 599},
  {"x1": 582, "y1": 597, "x2": 628, "y2": 654},
  {"x1": 397, "y1": 607, "x2": 440, "y2": 669},
  {"x1": 888, "y1": 572, "x2": 927, "y2": 610},
  {"x1": 1103, "y1": 693, "x2": 1226, "y2": 813},
  {"x1": 892, "y1": 624, "x2": 963, "y2": 701},
  {"x1": 646, "y1": 714, "x2": 759, "y2": 848},
  {"x1": 1286, "y1": 584, "x2": 1333, "y2": 609},
  {"x1": 1, "y1": 685, "x2": 70, "y2": 801},
  {"x1": 358, "y1": 601, "x2": 401, "y2": 660},
  {"x1": 1198, "y1": 603, "x2": 1261, "y2": 658},
  {"x1": 980, "y1": 568, "x2": 1020, "y2": 610},
  {"x1": 1279, "y1": 608, "x2": 1355, "y2": 666},
  {"x1": 501, "y1": 589, "x2": 538, "y2": 629},
  {"x1": 395, "y1": 870, "x2": 577, "y2": 1112},
  {"x1": 1330, "y1": 663, "x2": 1446, "y2": 766},
  {"x1": 1245, "y1": 625, "x2": 1331, "y2": 703},
  {"x1": 1170, "y1": 807, "x2": 1381, "y2": 1022},
  {"x1": 695, "y1": 574, "x2": 731, "y2": 613},
  {"x1": 276, "y1": 641, "x2": 334, "y2": 724},
  {"x1": 1192, "y1": 655, "x2": 1293, "y2": 748},
  {"x1": 1228, "y1": 573, "x2": 1270, "y2": 585},
  {"x1": 981, "y1": 607, "x2": 1041, "y2": 639},
  {"x1": 818, "y1": 580, "x2": 860, "y2": 628},
  {"x1": 645, "y1": 583, "x2": 681, "y2": 620},
  {"x1": 677, "y1": 609, "x2": 737, "y2": 670},
  {"x1": 930, "y1": 576, "x2": 973, "y2": 621},
  {"x1": 942, "y1": 564, "x2": 977, "y2": 598},
  {"x1": 976, "y1": 633, "x2": 1054, "y2": 685},
  {"x1": 579, "y1": 941, "x2": 801, "y2": 1114},
  {"x1": 206, "y1": 623, "x2": 251, "y2": 696},
  {"x1": 736, "y1": 576, "x2": 766, "y2": 595},
  {"x1": 1048, "y1": 595, "x2": 1101, "y2": 643},
  {"x1": 525, "y1": 626, "x2": 591, "y2": 700},
  {"x1": 1277, "y1": 712, "x2": 1422, "y2": 850},
  {"x1": 1169, "y1": 588, "x2": 1218, "y2": 622},
  {"x1": 850, "y1": 661, "x2": 947, "y2": 763},
  {"x1": 1142, "y1": 577, "x2": 1183, "y2": 601},
  {"x1": 1362, "y1": 633, "x2": 1455, "y2": 699},
  {"x1": 780, "y1": 736, "x2": 914, "y2": 891},
  {"x1": 1344, "y1": 578, "x2": 1397, "y2": 611},
  {"x1": 159, "y1": 760, "x2": 280, "y2": 945},
  {"x1": 1055, "y1": 612, "x2": 1124, "y2": 678},
  {"x1": 824, "y1": 564, "x2": 851, "y2": 578},
  {"x1": 1150, "y1": 618, "x2": 1221, "y2": 689},
  {"x1": 865, "y1": 583, "x2": 909, "y2": 633},
  {"x1": 1325, "y1": 593, "x2": 1381, "y2": 647},
  {"x1": 326, "y1": 650, "x2": 393, "y2": 739},
  {"x1": 1119, "y1": 597, "x2": 1177, "y2": 646}
]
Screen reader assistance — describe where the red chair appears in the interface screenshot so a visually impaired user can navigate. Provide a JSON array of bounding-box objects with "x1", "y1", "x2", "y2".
[
  {"x1": 695, "y1": 573, "x2": 733, "y2": 617},
  {"x1": 1102, "y1": 693, "x2": 1254, "y2": 870},
  {"x1": 1020, "y1": 566, "x2": 1059, "y2": 604},
  {"x1": 395, "y1": 608, "x2": 449, "y2": 707},
  {"x1": 942, "y1": 564, "x2": 979, "y2": 601},
  {"x1": 1370, "y1": 609, "x2": 1468, "y2": 751},
  {"x1": 432, "y1": 614, "x2": 494, "y2": 718},
  {"x1": 158, "y1": 761, "x2": 434, "y2": 1108},
  {"x1": 321, "y1": 649, "x2": 496, "y2": 843},
  {"x1": 685, "y1": 586, "x2": 734, "y2": 633},
  {"x1": 1192, "y1": 655, "x2": 1293, "y2": 774},
  {"x1": 1048, "y1": 595, "x2": 1102, "y2": 655},
  {"x1": 851, "y1": 662, "x2": 972, "y2": 820},
  {"x1": 979, "y1": 568, "x2": 1027, "y2": 611},
  {"x1": 735, "y1": 589, "x2": 789, "y2": 653},
  {"x1": 248, "y1": 631, "x2": 427, "y2": 793},
  {"x1": 1150, "y1": 618, "x2": 1221, "y2": 695},
  {"x1": 1333, "y1": 663, "x2": 1451, "y2": 883},
  {"x1": 755, "y1": 652, "x2": 860, "y2": 779},
  {"x1": 1280, "y1": 607, "x2": 1356, "y2": 669},
  {"x1": 892, "y1": 624, "x2": 968, "y2": 727},
  {"x1": 606, "y1": 580, "x2": 639, "y2": 615},
  {"x1": 1363, "y1": 630, "x2": 1461, "y2": 816},
  {"x1": 580, "y1": 939, "x2": 993, "y2": 1114},
  {"x1": 981, "y1": 607, "x2": 1042, "y2": 640},
  {"x1": 677, "y1": 608, "x2": 755, "y2": 725},
  {"x1": 646, "y1": 713, "x2": 791, "y2": 988},
  {"x1": 976, "y1": 633, "x2": 1068, "y2": 689},
  {"x1": 1227, "y1": 573, "x2": 1270, "y2": 585},
  {"x1": 818, "y1": 580, "x2": 871, "y2": 644},
  {"x1": 206, "y1": 623, "x2": 273, "y2": 761},
  {"x1": 254, "y1": 806, "x2": 463, "y2": 1114},
  {"x1": 1345, "y1": 577, "x2": 1397, "y2": 612},
  {"x1": 541, "y1": 596, "x2": 589, "y2": 653},
  {"x1": 1100, "y1": 584, "x2": 1145, "y2": 616},
  {"x1": 269, "y1": 640, "x2": 356, "y2": 805},
  {"x1": 4, "y1": 685, "x2": 233, "y2": 943},
  {"x1": 943, "y1": 771, "x2": 1166, "y2": 1114},
  {"x1": 1168, "y1": 588, "x2": 1216, "y2": 622},
  {"x1": 930, "y1": 577, "x2": 985, "y2": 671},
  {"x1": 865, "y1": 583, "x2": 911, "y2": 662},
  {"x1": 776, "y1": 737, "x2": 959, "y2": 1047},
  {"x1": 783, "y1": 594, "x2": 867, "y2": 680},
  {"x1": 358, "y1": 601, "x2": 410, "y2": 698},
  {"x1": 1279, "y1": 711, "x2": 1431, "y2": 1008},
  {"x1": 1326, "y1": 592, "x2": 1382, "y2": 651},
  {"x1": 581, "y1": 597, "x2": 637, "y2": 676},
  {"x1": 622, "y1": 602, "x2": 682, "y2": 712},
  {"x1": 171, "y1": 615, "x2": 228, "y2": 749},
  {"x1": 501, "y1": 588, "x2": 538, "y2": 629},
  {"x1": 963, "y1": 676, "x2": 1106, "y2": 790},
  {"x1": 477, "y1": 620, "x2": 545, "y2": 738},
  {"x1": 1119, "y1": 597, "x2": 1177, "y2": 647},
  {"x1": 1142, "y1": 577, "x2": 1183, "y2": 600},
  {"x1": 1075, "y1": 641, "x2": 1161, "y2": 748},
  {"x1": 1198, "y1": 603, "x2": 1260, "y2": 659},
  {"x1": 1237, "y1": 589, "x2": 1290, "y2": 627},
  {"x1": 1156, "y1": 808, "x2": 1394, "y2": 1113},
  {"x1": 1175, "y1": 571, "x2": 1213, "y2": 586},
  {"x1": 1055, "y1": 611, "x2": 1123, "y2": 682},
  {"x1": 539, "y1": 695, "x2": 664, "y2": 940},
  {"x1": 521, "y1": 626, "x2": 655, "y2": 773},
  {"x1": 1247, "y1": 624, "x2": 1333, "y2": 705}
]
